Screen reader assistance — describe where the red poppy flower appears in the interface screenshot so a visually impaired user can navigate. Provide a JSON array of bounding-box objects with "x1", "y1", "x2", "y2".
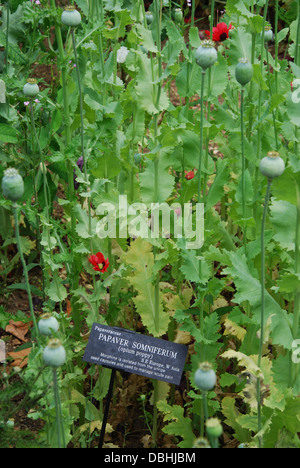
[
  {"x1": 205, "y1": 22, "x2": 233, "y2": 42},
  {"x1": 89, "y1": 252, "x2": 109, "y2": 273},
  {"x1": 185, "y1": 170, "x2": 195, "y2": 180}
]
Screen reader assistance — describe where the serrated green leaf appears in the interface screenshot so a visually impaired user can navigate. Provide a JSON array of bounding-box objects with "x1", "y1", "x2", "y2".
[
  {"x1": 123, "y1": 238, "x2": 170, "y2": 337},
  {"x1": 46, "y1": 279, "x2": 67, "y2": 303},
  {"x1": 139, "y1": 159, "x2": 174, "y2": 204},
  {"x1": 157, "y1": 400, "x2": 195, "y2": 448},
  {"x1": 0, "y1": 124, "x2": 18, "y2": 143}
]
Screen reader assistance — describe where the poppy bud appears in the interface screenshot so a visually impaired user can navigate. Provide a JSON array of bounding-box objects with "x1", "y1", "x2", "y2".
[{"x1": 235, "y1": 58, "x2": 253, "y2": 86}]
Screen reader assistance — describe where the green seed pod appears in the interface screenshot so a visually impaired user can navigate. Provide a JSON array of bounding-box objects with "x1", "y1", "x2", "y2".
[
  {"x1": 259, "y1": 151, "x2": 285, "y2": 179},
  {"x1": 235, "y1": 58, "x2": 253, "y2": 86},
  {"x1": 174, "y1": 8, "x2": 183, "y2": 23},
  {"x1": 43, "y1": 338, "x2": 66, "y2": 368},
  {"x1": 193, "y1": 437, "x2": 211, "y2": 449},
  {"x1": 38, "y1": 313, "x2": 59, "y2": 336},
  {"x1": 145, "y1": 11, "x2": 153, "y2": 25},
  {"x1": 1, "y1": 168, "x2": 24, "y2": 202},
  {"x1": 194, "y1": 362, "x2": 217, "y2": 391},
  {"x1": 61, "y1": 5, "x2": 82, "y2": 27},
  {"x1": 195, "y1": 40, "x2": 218, "y2": 70},
  {"x1": 23, "y1": 78, "x2": 39, "y2": 98},
  {"x1": 206, "y1": 418, "x2": 223, "y2": 438},
  {"x1": 262, "y1": 26, "x2": 273, "y2": 42}
]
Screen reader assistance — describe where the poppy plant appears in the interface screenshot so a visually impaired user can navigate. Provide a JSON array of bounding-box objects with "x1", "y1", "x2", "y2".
[
  {"x1": 89, "y1": 252, "x2": 109, "y2": 273},
  {"x1": 205, "y1": 22, "x2": 233, "y2": 42}
]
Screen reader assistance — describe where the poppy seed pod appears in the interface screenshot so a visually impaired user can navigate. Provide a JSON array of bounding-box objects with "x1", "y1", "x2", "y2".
[
  {"x1": 259, "y1": 151, "x2": 285, "y2": 179},
  {"x1": 195, "y1": 40, "x2": 218, "y2": 70},
  {"x1": 194, "y1": 362, "x2": 217, "y2": 391},
  {"x1": 205, "y1": 418, "x2": 223, "y2": 438},
  {"x1": 38, "y1": 313, "x2": 59, "y2": 336},
  {"x1": 262, "y1": 26, "x2": 273, "y2": 42},
  {"x1": 43, "y1": 339, "x2": 66, "y2": 368},
  {"x1": 235, "y1": 58, "x2": 253, "y2": 86},
  {"x1": 174, "y1": 8, "x2": 183, "y2": 23},
  {"x1": 2, "y1": 168, "x2": 24, "y2": 202},
  {"x1": 145, "y1": 11, "x2": 153, "y2": 25},
  {"x1": 61, "y1": 6, "x2": 82, "y2": 27},
  {"x1": 23, "y1": 78, "x2": 39, "y2": 98}
]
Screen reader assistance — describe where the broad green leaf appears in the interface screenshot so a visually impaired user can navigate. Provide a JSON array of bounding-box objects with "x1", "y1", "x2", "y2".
[
  {"x1": 0, "y1": 5, "x2": 26, "y2": 44},
  {"x1": 252, "y1": 64, "x2": 269, "y2": 91},
  {"x1": 221, "y1": 350, "x2": 263, "y2": 377},
  {"x1": 0, "y1": 124, "x2": 18, "y2": 143},
  {"x1": 189, "y1": 26, "x2": 201, "y2": 48},
  {"x1": 0, "y1": 79, "x2": 5, "y2": 103},
  {"x1": 180, "y1": 249, "x2": 211, "y2": 284},
  {"x1": 222, "y1": 250, "x2": 294, "y2": 349},
  {"x1": 136, "y1": 24, "x2": 157, "y2": 53},
  {"x1": 139, "y1": 159, "x2": 174, "y2": 204},
  {"x1": 123, "y1": 238, "x2": 169, "y2": 337},
  {"x1": 46, "y1": 279, "x2": 67, "y2": 303},
  {"x1": 0, "y1": 206, "x2": 13, "y2": 238},
  {"x1": 157, "y1": 400, "x2": 195, "y2": 448},
  {"x1": 7, "y1": 283, "x2": 43, "y2": 297},
  {"x1": 75, "y1": 205, "x2": 98, "y2": 239},
  {"x1": 206, "y1": 158, "x2": 230, "y2": 212},
  {"x1": 270, "y1": 199, "x2": 297, "y2": 251},
  {"x1": 222, "y1": 396, "x2": 251, "y2": 443}
]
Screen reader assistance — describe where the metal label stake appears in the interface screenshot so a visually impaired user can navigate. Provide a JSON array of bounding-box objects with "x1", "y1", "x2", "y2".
[{"x1": 98, "y1": 368, "x2": 116, "y2": 449}]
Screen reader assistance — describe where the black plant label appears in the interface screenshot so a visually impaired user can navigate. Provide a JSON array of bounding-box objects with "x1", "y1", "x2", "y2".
[{"x1": 83, "y1": 323, "x2": 188, "y2": 385}]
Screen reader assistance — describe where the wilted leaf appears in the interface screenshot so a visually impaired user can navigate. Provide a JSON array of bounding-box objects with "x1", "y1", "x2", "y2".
[
  {"x1": 8, "y1": 347, "x2": 31, "y2": 368},
  {"x1": 5, "y1": 320, "x2": 31, "y2": 342}
]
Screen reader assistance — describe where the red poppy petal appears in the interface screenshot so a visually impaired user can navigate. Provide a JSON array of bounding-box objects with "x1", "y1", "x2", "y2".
[
  {"x1": 217, "y1": 22, "x2": 229, "y2": 33},
  {"x1": 95, "y1": 252, "x2": 105, "y2": 263},
  {"x1": 89, "y1": 255, "x2": 98, "y2": 266}
]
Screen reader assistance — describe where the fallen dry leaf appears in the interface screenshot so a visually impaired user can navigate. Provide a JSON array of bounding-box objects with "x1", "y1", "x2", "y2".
[
  {"x1": 8, "y1": 347, "x2": 31, "y2": 368},
  {"x1": 5, "y1": 320, "x2": 31, "y2": 342}
]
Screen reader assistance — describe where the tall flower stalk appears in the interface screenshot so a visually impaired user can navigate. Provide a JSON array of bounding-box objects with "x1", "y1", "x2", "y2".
[
  {"x1": 235, "y1": 58, "x2": 253, "y2": 252},
  {"x1": 50, "y1": 0, "x2": 75, "y2": 236},
  {"x1": 258, "y1": 151, "x2": 285, "y2": 446},
  {"x1": 13, "y1": 202, "x2": 39, "y2": 338}
]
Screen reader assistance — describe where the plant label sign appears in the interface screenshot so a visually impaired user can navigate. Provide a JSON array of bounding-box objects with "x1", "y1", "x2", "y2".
[{"x1": 83, "y1": 323, "x2": 188, "y2": 385}]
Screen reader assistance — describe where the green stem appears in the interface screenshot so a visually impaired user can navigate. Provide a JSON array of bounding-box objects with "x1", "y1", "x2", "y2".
[
  {"x1": 50, "y1": 0, "x2": 75, "y2": 234},
  {"x1": 13, "y1": 204, "x2": 39, "y2": 338},
  {"x1": 240, "y1": 86, "x2": 247, "y2": 253},
  {"x1": 295, "y1": 0, "x2": 300, "y2": 66},
  {"x1": 29, "y1": 101, "x2": 51, "y2": 220},
  {"x1": 52, "y1": 368, "x2": 66, "y2": 449},
  {"x1": 274, "y1": 0, "x2": 279, "y2": 94},
  {"x1": 71, "y1": 29, "x2": 87, "y2": 180},
  {"x1": 5, "y1": 1, "x2": 9, "y2": 74},
  {"x1": 151, "y1": 0, "x2": 163, "y2": 445},
  {"x1": 257, "y1": 178, "x2": 272, "y2": 446},
  {"x1": 292, "y1": 178, "x2": 300, "y2": 386},
  {"x1": 265, "y1": 43, "x2": 279, "y2": 151},
  {"x1": 197, "y1": 70, "x2": 206, "y2": 204}
]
